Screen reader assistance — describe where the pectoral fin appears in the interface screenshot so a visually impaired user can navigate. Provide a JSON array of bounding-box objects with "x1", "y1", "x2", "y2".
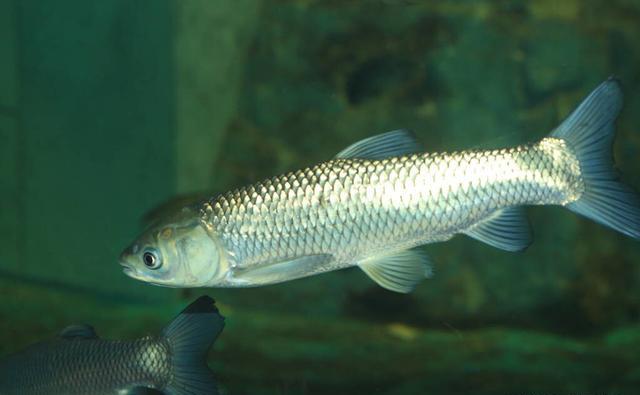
[
  {"x1": 462, "y1": 207, "x2": 532, "y2": 252},
  {"x1": 233, "y1": 254, "x2": 334, "y2": 285},
  {"x1": 124, "y1": 387, "x2": 165, "y2": 395},
  {"x1": 358, "y1": 248, "x2": 432, "y2": 293}
]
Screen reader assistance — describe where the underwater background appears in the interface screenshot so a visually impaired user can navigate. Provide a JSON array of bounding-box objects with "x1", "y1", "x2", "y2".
[{"x1": 1, "y1": 0, "x2": 640, "y2": 394}]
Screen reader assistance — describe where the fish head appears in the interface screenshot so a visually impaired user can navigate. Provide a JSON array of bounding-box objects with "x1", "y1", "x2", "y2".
[{"x1": 119, "y1": 206, "x2": 224, "y2": 287}]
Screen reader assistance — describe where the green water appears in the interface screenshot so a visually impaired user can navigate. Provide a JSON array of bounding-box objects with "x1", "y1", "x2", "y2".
[{"x1": 1, "y1": 1, "x2": 640, "y2": 394}]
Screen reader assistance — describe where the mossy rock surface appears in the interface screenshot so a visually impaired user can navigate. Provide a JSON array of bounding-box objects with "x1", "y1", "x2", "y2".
[{"x1": 1, "y1": 279, "x2": 639, "y2": 394}]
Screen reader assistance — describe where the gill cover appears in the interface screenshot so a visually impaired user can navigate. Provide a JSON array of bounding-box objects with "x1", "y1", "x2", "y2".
[{"x1": 121, "y1": 205, "x2": 223, "y2": 288}]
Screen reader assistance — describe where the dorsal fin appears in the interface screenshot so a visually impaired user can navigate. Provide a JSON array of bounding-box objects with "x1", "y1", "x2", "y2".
[
  {"x1": 335, "y1": 129, "x2": 423, "y2": 160},
  {"x1": 462, "y1": 207, "x2": 532, "y2": 252},
  {"x1": 358, "y1": 248, "x2": 433, "y2": 293},
  {"x1": 59, "y1": 324, "x2": 99, "y2": 340}
]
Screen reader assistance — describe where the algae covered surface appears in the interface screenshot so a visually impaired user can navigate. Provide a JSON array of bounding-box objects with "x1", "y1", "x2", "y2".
[
  {"x1": 2, "y1": 0, "x2": 640, "y2": 394},
  {"x1": 2, "y1": 277, "x2": 640, "y2": 394}
]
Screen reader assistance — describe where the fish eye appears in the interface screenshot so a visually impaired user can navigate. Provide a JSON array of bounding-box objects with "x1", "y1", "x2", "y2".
[{"x1": 142, "y1": 249, "x2": 162, "y2": 270}]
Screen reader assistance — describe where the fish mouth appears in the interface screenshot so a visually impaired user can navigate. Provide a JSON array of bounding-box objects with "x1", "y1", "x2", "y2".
[
  {"x1": 119, "y1": 260, "x2": 138, "y2": 279},
  {"x1": 118, "y1": 259, "x2": 174, "y2": 287}
]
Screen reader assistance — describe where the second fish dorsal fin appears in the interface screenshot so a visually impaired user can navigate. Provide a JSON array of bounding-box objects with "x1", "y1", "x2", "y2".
[
  {"x1": 462, "y1": 207, "x2": 532, "y2": 252},
  {"x1": 59, "y1": 324, "x2": 99, "y2": 340},
  {"x1": 358, "y1": 248, "x2": 433, "y2": 293},
  {"x1": 161, "y1": 296, "x2": 224, "y2": 395},
  {"x1": 335, "y1": 129, "x2": 423, "y2": 160}
]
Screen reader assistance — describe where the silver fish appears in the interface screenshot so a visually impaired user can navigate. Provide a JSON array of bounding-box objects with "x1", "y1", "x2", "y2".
[
  {"x1": 0, "y1": 296, "x2": 224, "y2": 395},
  {"x1": 120, "y1": 78, "x2": 640, "y2": 293}
]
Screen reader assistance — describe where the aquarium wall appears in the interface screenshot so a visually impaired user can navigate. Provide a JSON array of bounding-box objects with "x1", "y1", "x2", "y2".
[
  {"x1": 1, "y1": 0, "x2": 173, "y2": 301},
  {"x1": 1, "y1": 1, "x2": 640, "y2": 394},
  {"x1": 0, "y1": 0, "x2": 18, "y2": 285},
  {"x1": 0, "y1": 0, "x2": 266, "y2": 301}
]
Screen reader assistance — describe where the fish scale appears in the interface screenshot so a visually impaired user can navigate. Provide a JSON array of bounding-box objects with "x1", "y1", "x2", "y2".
[{"x1": 202, "y1": 138, "x2": 581, "y2": 275}]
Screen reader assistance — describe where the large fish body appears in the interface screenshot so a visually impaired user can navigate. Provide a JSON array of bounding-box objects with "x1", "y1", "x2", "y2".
[
  {"x1": 120, "y1": 79, "x2": 640, "y2": 292},
  {"x1": 204, "y1": 136, "x2": 579, "y2": 283},
  {"x1": 0, "y1": 297, "x2": 224, "y2": 395}
]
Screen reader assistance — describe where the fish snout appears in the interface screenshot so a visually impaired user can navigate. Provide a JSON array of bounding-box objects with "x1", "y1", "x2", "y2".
[
  {"x1": 119, "y1": 244, "x2": 140, "y2": 276},
  {"x1": 119, "y1": 243, "x2": 139, "y2": 261}
]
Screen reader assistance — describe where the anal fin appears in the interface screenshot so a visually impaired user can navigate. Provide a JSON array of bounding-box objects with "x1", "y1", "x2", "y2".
[
  {"x1": 358, "y1": 248, "x2": 432, "y2": 293},
  {"x1": 462, "y1": 207, "x2": 532, "y2": 252}
]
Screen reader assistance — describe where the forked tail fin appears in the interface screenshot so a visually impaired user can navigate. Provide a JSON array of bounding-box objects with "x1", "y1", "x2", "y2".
[
  {"x1": 161, "y1": 296, "x2": 225, "y2": 395},
  {"x1": 550, "y1": 77, "x2": 640, "y2": 239}
]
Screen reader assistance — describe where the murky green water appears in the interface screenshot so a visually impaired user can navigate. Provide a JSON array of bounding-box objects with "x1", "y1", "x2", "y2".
[{"x1": 1, "y1": 1, "x2": 639, "y2": 394}]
